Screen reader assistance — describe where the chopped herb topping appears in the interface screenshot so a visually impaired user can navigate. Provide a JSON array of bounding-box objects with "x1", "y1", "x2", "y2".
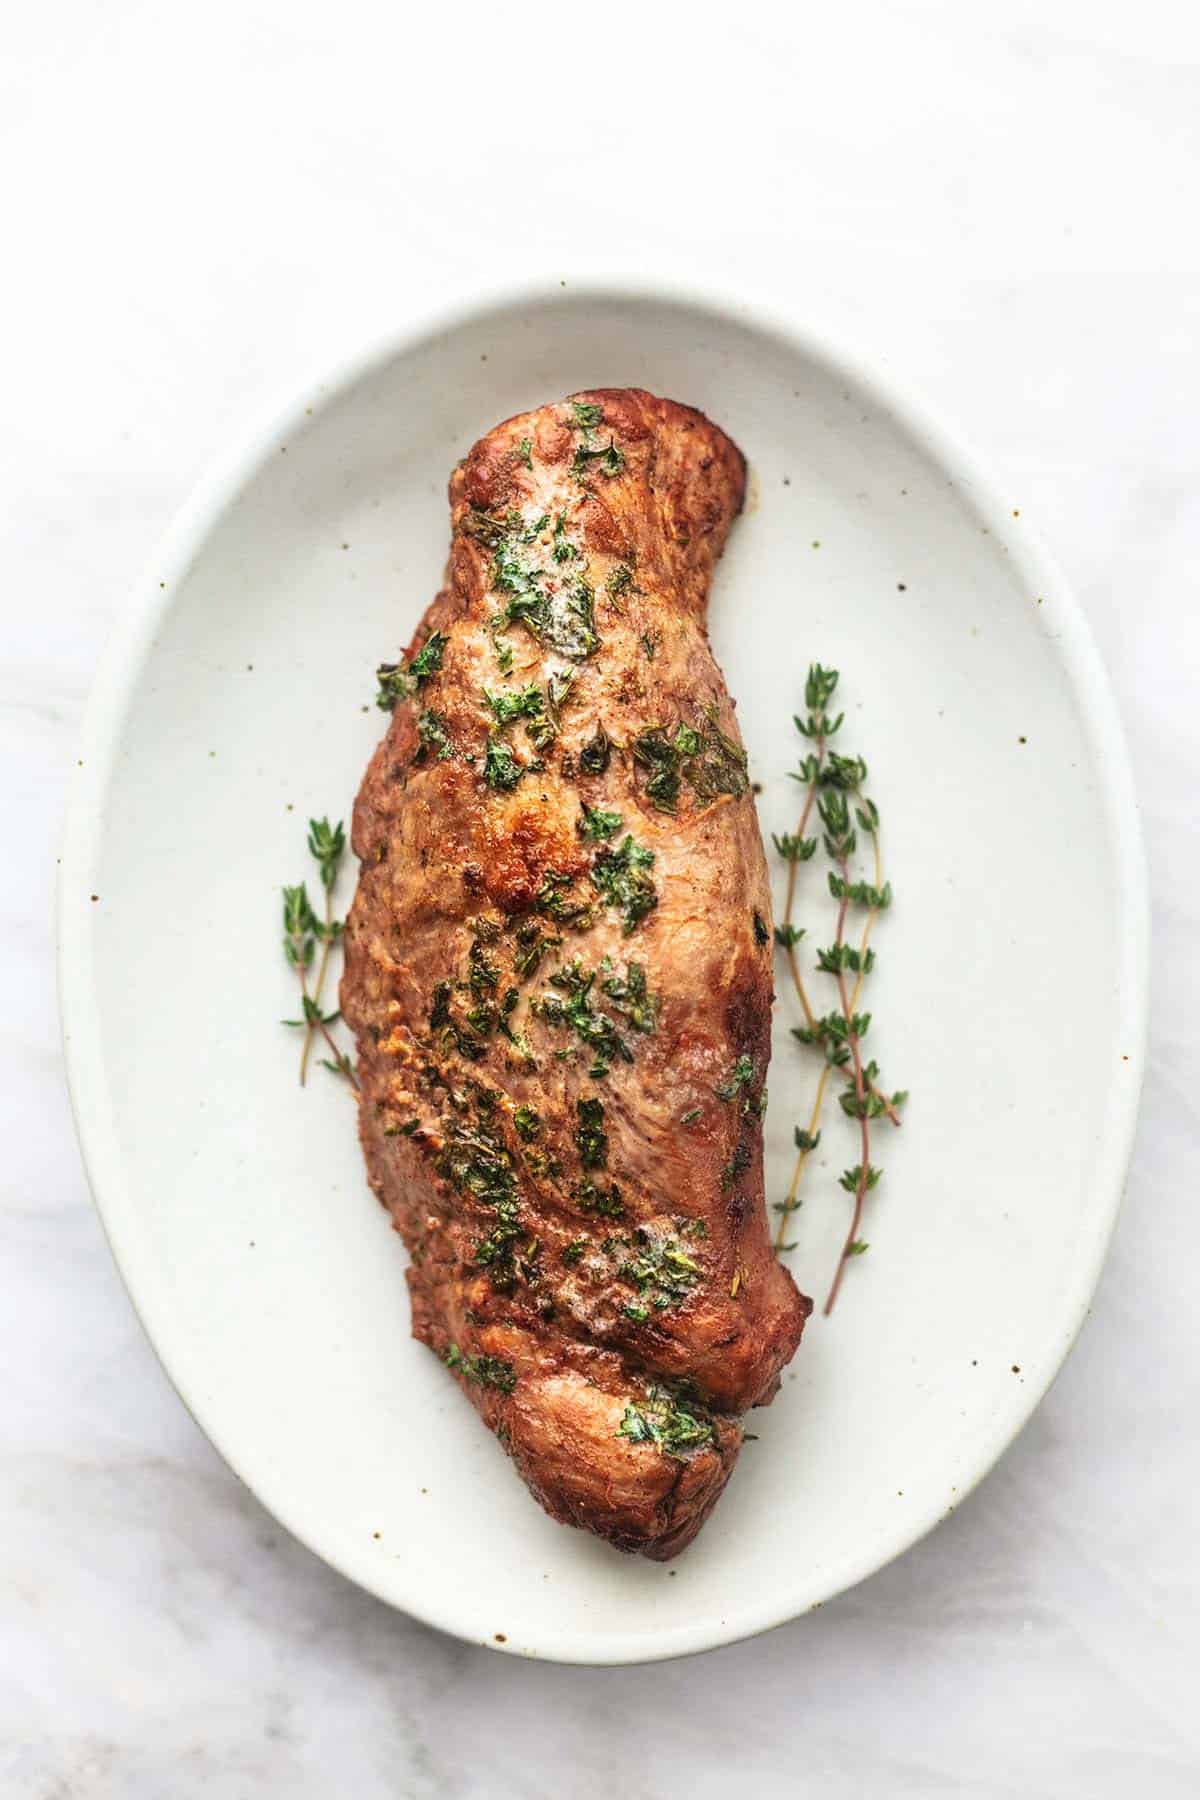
[
  {"x1": 579, "y1": 724, "x2": 612, "y2": 775},
  {"x1": 513, "y1": 922, "x2": 562, "y2": 979},
  {"x1": 524, "y1": 697, "x2": 556, "y2": 753},
  {"x1": 463, "y1": 999, "x2": 495, "y2": 1037},
  {"x1": 516, "y1": 437, "x2": 533, "y2": 468},
  {"x1": 616, "y1": 1389, "x2": 715, "y2": 1455},
  {"x1": 579, "y1": 804, "x2": 623, "y2": 841},
  {"x1": 491, "y1": 530, "x2": 539, "y2": 602},
  {"x1": 578, "y1": 1180, "x2": 625, "y2": 1218},
  {"x1": 573, "y1": 437, "x2": 626, "y2": 481},
  {"x1": 630, "y1": 715, "x2": 750, "y2": 812},
  {"x1": 632, "y1": 727, "x2": 681, "y2": 811},
  {"x1": 680, "y1": 1107, "x2": 702, "y2": 1125},
  {"x1": 524, "y1": 1146, "x2": 563, "y2": 1181},
  {"x1": 437, "y1": 1120, "x2": 523, "y2": 1281},
  {"x1": 536, "y1": 870, "x2": 595, "y2": 928},
  {"x1": 485, "y1": 683, "x2": 542, "y2": 726},
  {"x1": 509, "y1": 578, "x2": 598, "y2": 661},
  {"x1": 443, "y1": 1343, "x2": 517, "y2": 1394},
  {"x1": 468, "y1": 940, "x2": 500, "y2": 996},
  {"x1": 409, "y1": 631, "x2": 447, "y2": 683},
  {"x1": 496, "y1": 1017, "x2": 537, "y2": 1068},
  {"x1": 571, "y1": 400, "x2": 604, "y2": 430},
  {"x1": 600, "y1": 961, "x2": 659, "y2": 1032},
  {"x1": 607, "y1": 562, "x2": 636, "y2": 600},
  {"x1": 686, "y1": 709, "x2": 750, "y2": 801},
  {"x1": 486, "y1": 679, "x2": 565, "y2": 753},
  {"x1": 639, "y1": 630, "x2": 659, "y2": 661},
  {"x1": 530, "y1": 960, "x2": 632, "y2": 1064},
  {"x1": 417, "y1": 709, "x2": 454, "y2": 761},
  {"x1": 512, "y1": 1104, "x2": 541, "y2": 1141},
  {"x1": 618, "y1": 1230, "x2": 702, "y2": 1308},
  {"x1": 590, "y1": 836, "x2": 657, "y2": 934},
  {"x1": 561, "y1": 1238, "x2": 588, "y2": 1264},
  {"x1": 716, "y1": 1056, "x2": 755, "y2": 1101},
  {"x1": 430, "y1": 979, "x2": 489, "y2": 1060},
  {"x1": 483, "y1": 733, "x2": 524, "y2": 790},
  {"x1": 546, "y1": 669, "x2": 575, "y2": 716},
  {"x1": 575, "y1": 1097, "x2": 608, "y2": 1169},
  {"x1": 375, "y1": 631, "x2": 448, "y2": 709},
  {"x1": 552, "y1": 513, "x2": 578, "y2": 563},
  {"x1": 489, "y1": 521, "x2": 600, "y2": 662},
  {"x1": 721, "y1": 1142, "x2": 752, "y2": 1189},
  {"x1": 375, "y1": 663, "x2": 410, "y2": 710},
  {"x1": 461, "y1": 507, "x2": 509, "y2": 548}
]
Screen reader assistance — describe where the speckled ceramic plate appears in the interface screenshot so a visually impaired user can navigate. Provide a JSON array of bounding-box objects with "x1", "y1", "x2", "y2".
[{"x1": 58, "y1": 281, "x2": 1148, "y2": 1664}]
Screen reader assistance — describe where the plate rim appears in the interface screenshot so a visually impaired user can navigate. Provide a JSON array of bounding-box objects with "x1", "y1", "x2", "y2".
[{"x1": 57, "y1": 274, "x2": 1150, "y2": 1664}]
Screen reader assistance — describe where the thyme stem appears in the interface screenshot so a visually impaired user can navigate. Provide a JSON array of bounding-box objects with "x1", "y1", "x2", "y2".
[
  {"x1": 300, "y1": 882, "x2": 335, "y2": 1086},
  {"x1": 281, "y1": 817, "x2": 356, "y2": 1092},
  {"x1": 299, "y1": 956, "x2": 360, "y2": 1091},
  {"x1": 772, "y1": 667, "x2": 907, "y2": 1301},
  {"x1": 774, "y1": 1062, "x2": 832, "y2": 1251},
  {"x1": 825, "y1": 864, "x2": 870, "y2": 1315},
  {"x1": 782, "y1": 753, "x2": 825, "y2": 1027}
]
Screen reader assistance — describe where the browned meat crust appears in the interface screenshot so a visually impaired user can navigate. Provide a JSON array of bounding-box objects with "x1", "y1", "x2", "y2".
[{"x1": 341, "y1": 389, "x2": 811, "y2": 1558}]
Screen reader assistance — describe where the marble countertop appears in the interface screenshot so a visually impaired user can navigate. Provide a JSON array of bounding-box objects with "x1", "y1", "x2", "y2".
[{"x1": 4, "y1": 3, "x2": 1197, "y2": 1793}]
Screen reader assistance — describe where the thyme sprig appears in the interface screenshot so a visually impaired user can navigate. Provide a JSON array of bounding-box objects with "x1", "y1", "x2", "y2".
[
  {"x1": 280, "y1": 817, "x2": 358, "y2": 1088},
  {"x1": 772, "y1": 668, "x2": 905, "y2": 1311}
]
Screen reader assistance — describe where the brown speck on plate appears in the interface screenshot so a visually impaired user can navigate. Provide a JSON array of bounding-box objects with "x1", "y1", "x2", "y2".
[
  {"x1": 493, "y1": 1631, "x2": 507, "y2": 1642},
  {"x1": 1011, "y1": 1364, "x2": 1021, "y2": 1374},
  {"x1": 90, "y1": 894, "x2": 99, "y2": 903}
]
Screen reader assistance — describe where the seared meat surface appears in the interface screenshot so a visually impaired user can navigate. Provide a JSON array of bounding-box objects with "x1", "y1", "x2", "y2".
[{"x1": 342, "y1": 389, "x2": 810, "y2": 1558}]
